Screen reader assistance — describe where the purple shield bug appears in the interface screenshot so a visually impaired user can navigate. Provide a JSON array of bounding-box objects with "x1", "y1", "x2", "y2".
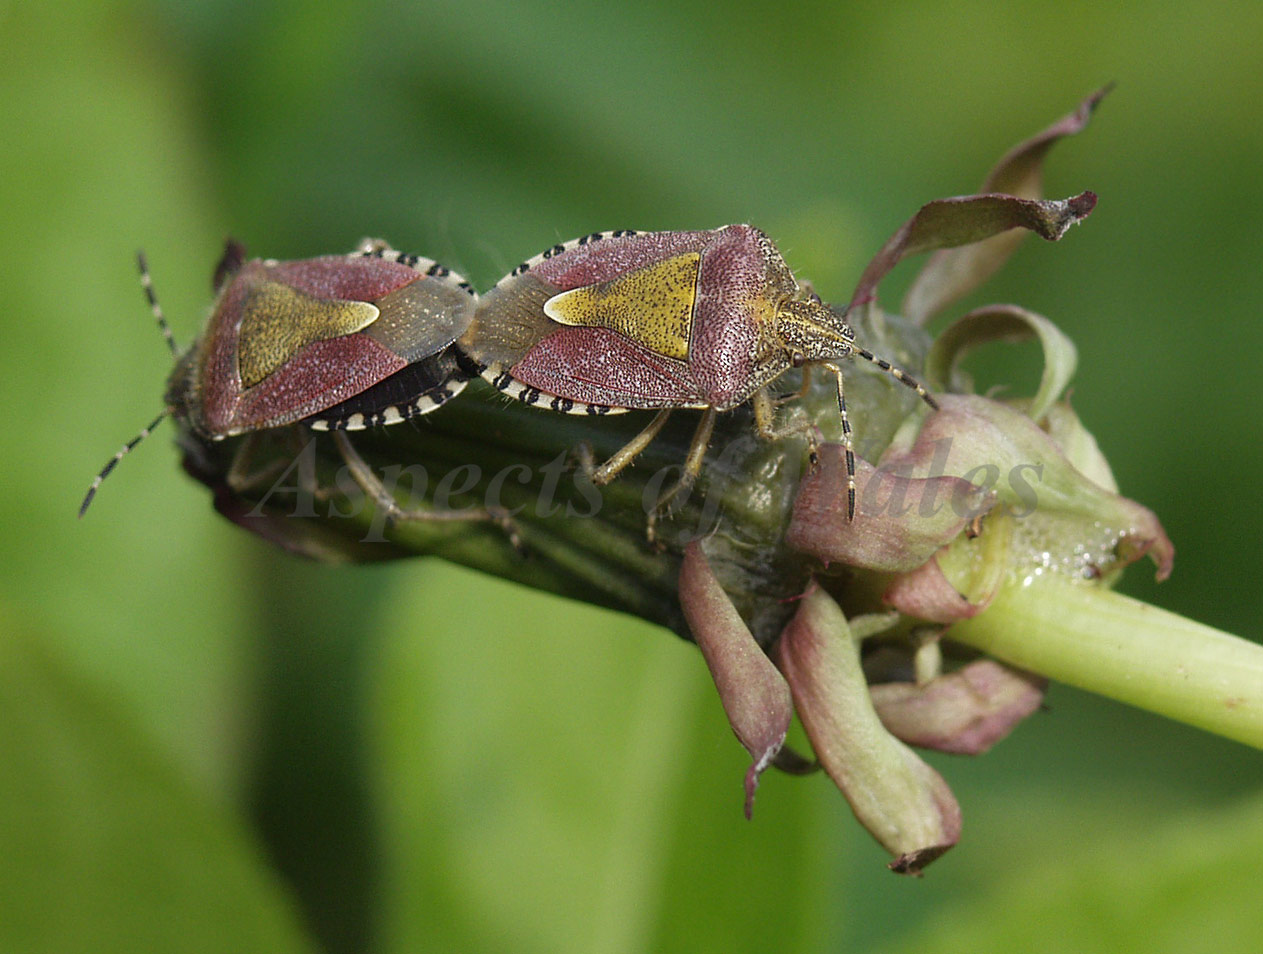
[
  {"x1": 457, "y1": 225, "x2": 938, "y2": 531},
  {"x1": 81, "y1": 238, "x2": 494, "y2": 529}
]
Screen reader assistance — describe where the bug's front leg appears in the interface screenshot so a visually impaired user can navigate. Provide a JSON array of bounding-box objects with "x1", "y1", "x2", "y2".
[
  {"x1": 752, "y1": 387, "x2": 821, "y2": 471},
  {"x1": 773, "y1": 364, "x2": 814, "y2": 407},
  {"x1": 226, "y1": 429, "x2": 320, "y2": 498}
]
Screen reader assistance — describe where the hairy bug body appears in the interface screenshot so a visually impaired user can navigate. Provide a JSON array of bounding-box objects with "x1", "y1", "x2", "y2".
[
  {"x1": 458, "y1": 225, "x2": 937, "y2": 531},
  {"x1": 82, "y1": 240, "x2": 508, "y2": 537},
  {"x1": 168, "y1": 238, "x2": 475, "y2": 438}
]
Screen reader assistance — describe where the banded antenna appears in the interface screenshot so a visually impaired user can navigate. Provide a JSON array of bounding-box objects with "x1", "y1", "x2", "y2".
[
  {"x1": 79, "y1": 251, "x2": 179, "y2": 517},
  {"x1": 853, "y1": 345, "x2": 939, "y2": 411},
  {"x1": 138, "y1": 250, "x2": 180, "y2": 358},
  {"x1": 824, "y1": 347, "x2": 939, "y2": 521}
]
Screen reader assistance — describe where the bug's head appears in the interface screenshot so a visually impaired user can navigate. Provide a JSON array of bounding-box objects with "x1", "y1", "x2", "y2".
[
  {"x1": 163, "y1": 345, "x2": 201, "y2": 432},
  {"x1": 772, "y1": 297, "x2": 855, "y2": 366}
]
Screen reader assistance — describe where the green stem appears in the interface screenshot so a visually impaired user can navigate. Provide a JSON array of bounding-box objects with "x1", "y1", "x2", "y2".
[
  {"x1": 187, "y1": 349, "x2": 1263, "y2": 753},
  {"x1": 949, "y1": 577, "x2": 1263, "y2": 749}
]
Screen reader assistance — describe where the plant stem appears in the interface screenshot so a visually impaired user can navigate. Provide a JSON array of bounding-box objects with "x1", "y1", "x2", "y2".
[{"x1": 948, "y1": 577, "x2": 1263, "y2": 748}]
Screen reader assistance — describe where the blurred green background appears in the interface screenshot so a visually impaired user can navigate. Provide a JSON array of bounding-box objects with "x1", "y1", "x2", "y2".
[{"x1": 3, "y1": 0, "x2": 1262, "y2": 951}]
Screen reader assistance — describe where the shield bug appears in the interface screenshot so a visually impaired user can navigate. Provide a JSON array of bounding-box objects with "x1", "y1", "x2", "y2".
[
  {"x1": 457, "y1": 225, "x2": 938, "y2": 531},
  {"x1": 81, "y1": 239, "x2": 499, "y2": 531}
]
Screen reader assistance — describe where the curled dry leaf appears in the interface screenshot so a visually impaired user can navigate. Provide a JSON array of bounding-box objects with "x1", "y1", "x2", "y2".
[
  {"x1": 869, "y1": 659, "x2": 1047, "y2": 755},
  {"x1": 678, "y1": 541, "x2": 793, "y2": 819},
  {"x1": 776, "y1": 587, "x2": 962, "y2": 874},
  {"x1": 925, "y1": 303, "x2": 1079, "y2": 421},
  {"x1": 848, "y1": 192, "x2": 1096, "y2": 318},
  {"x1": 903, "y1": 86, "x2": 1112, "y2": 323}
]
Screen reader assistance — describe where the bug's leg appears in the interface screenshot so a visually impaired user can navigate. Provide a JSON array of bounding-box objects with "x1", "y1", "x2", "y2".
[
  {"x1": 583, "y1": 409, "x2": 674, "y2": 485},
  {"x1": 221, "y1": 429, "x2": 320, "y2": 500},
  {"x1": 224, "y1": 431, "x2": 262, "y2": 493},
  {"x1": 226, "y1": 432, "x2": 273, "y2": 492},
  {"x1": 752, "y1": 387, "x2": 820, "y2": 469},
  {"x1": 773, "y1": 364, "x2": 814, "y2": 407},
  {"x1": 646, "y1": 407, "x2": 717, "y2": 543},
  {"x1": 822, "y1": 362, "x2": 857, "y2": 521},
  {"x1": 288, "y1": 428, "x2": 324, "y2": 500},
  {"x1": 331, "y1": 430, "x2": 521, "y2": 545}
]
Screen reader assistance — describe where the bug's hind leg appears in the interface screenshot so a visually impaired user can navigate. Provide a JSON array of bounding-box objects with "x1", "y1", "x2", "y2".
[
  {"x1": 646, "y1": 407, "x2": 718, "y2": 544},
  {"x1": 331, "y1": 430, "x2": 520, "y2": 546},
  {"x1": 575, "y1": 409, "x2": 675, "y2": 487}
]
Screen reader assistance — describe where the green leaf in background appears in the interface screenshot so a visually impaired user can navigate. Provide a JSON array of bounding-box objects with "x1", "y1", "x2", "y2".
[
  {"x1": 0, "y1": 620, "x2": 316, "y2": 954},
  {"x1": 3, "y1": 0, "x2": 1261, "y2": 950},
  {"x1": 367, "y1": 568, "x2": 836, "y2": 954},
  {"x1": 874, "y1": 793, "x2": 1263, "y2": 954},
  {"x1": 0, "y1": 0, "x2": 256, "y2": 798}
]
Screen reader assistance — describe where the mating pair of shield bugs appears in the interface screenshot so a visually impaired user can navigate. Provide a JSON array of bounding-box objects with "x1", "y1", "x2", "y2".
[{"x1": 83, "y1": 226, "x2": 938, "y2": 536}]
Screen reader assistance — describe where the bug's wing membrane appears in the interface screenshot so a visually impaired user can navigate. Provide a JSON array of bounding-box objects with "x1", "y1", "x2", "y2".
[
  {"x1": 365, "y1": 277, "x2": 476, "y2": 363},
  {"x1": 460, "y1": 278, "x2": 557, "y2": 369}
]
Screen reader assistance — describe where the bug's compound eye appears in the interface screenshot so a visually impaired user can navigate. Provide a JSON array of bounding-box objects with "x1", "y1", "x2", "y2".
[{"x1": 791, "y1": 351, "x2": 807, "y2": 368}]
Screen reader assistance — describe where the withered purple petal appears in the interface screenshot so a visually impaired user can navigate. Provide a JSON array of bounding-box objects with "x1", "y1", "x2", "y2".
[
  {"x1": 883, "y1": 556, "x2": 987, "y2": 623},
  {"x1": 869, "y1": 660, "x2": 1047, "y2": 755},
  {"x1": 678, "y1": 541, "x2": 793, "y2": 819},
  {"x1": 903, "y1": 87, "x2": 1110, "y2": 323},
  {"x1": 788, "y1": 445, "x2": 995, "y2": 573},
  {"x1": 776, "y1": 588, "x2": 961, "y2": 873},
  {"x1": 849, "y1": 192, "x2": 1096, "y2": 318}
]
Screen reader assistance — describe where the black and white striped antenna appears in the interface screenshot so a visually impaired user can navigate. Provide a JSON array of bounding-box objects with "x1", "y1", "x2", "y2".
[{"x1": 79, "y1": 252, "x2": 178, "y2": 517}]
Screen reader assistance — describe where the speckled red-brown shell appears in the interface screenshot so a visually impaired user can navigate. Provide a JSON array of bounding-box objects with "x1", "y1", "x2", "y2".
[
  {"x1": 172, "y1": 247, "x2": 475, "y2": 437},
  {"x1": 461, "y1": 225, "x2": 799, "y2": 412}
]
